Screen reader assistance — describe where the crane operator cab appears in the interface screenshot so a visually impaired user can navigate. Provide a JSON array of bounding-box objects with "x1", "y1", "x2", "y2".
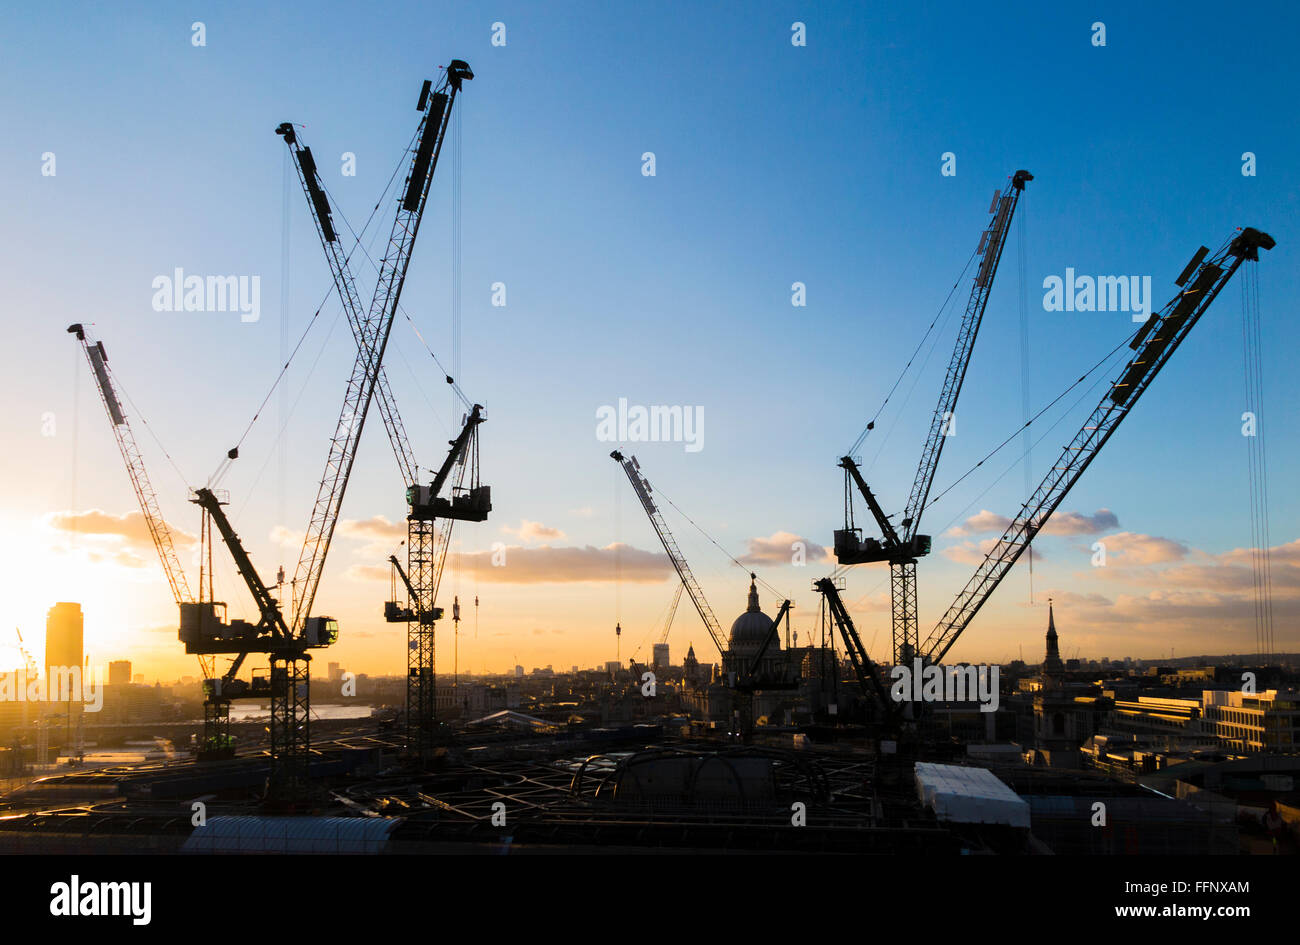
[
  {"x1": 179, "y1": 601, "x2": 261, "y2": 652},
  {"x1": 303, "y1": 616, "x2": 339, "y2": 647},
  {"x1": 406, "y1": 483, "x2": 491, "y2": 522},
  {"x1": 833, "y1": 530, "x2": 931, "y2": 565}
]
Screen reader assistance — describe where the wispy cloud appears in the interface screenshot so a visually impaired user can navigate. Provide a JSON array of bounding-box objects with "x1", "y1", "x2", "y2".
[
  {"x1": 947, "y1": 508, "x2": 1118, "y2": 538},
  {"x1": 738, "y1": 530, "x2": 831, "y2": 566},
  {"x1": 345, "y1": 542, "x2": 671, "y2": 585},
  {"x1": 1095, "y1": 531, "x2": 1188, "y2": 565},
  {"x1": 943, "y1": 537, "x2": 1047, "y2": 566},
  {"x1": 501, "y1": 519, "x2": 567, "y2": 542},
  {"x1": 46, "y1": 508, "x2": 197, "y2": 548},
  {"x1": 338, "y1": 515, "x2": 406, "y2": 543},
  {"x1": 1042, "y1": 508, "x2": 1120, "y2": 536}
]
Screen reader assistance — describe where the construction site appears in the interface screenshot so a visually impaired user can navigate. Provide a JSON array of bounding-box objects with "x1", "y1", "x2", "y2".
[{"x1": 0, "y1": 46, "x2": 1287, "y2": 855}]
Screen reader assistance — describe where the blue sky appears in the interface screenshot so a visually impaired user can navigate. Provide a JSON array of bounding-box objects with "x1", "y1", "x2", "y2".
[{"x1": 1, "y1": 0, "x2": 1296, "y2": 677}]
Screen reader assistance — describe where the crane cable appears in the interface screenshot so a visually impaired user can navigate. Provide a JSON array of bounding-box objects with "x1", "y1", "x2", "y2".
[
  {"x1": 1242, "y1": 262, "x2": 1275, "y2": 661},
  {"x1": 320, "y1": 167, "x2": 474, "y2": 416},
  {"x1": 916, "y1": 324, "x2": 1138, "y2": 522},
  {"x1": 229, "y1": 306, "x2": 347, "y2": 524},
  {"x1": 614, "y1": 461, "x2": 622, "y2": 626},
  {"x1": 649, "y1": 481, "x2": 789, "y2": 605},
  {"x1": 450, "y1": 95, "x2": 464, "y2": 615},
  {"x1": 911, "y1": 340, "x2": 1129, "y2": 593},
  {"x1": 210, "y1": 116, "x2": 432, "y2": 488},
  {"x1": 280, "y1": 146, "x2": 292, "y2": 544},
  {"x1": 846, "y1": 247, "x2": 979, "y2": 459},
  {"x1": 112, "y1": 371, "x2": 193, "y2": 498},
  {"x1": 70, "y1": 346, "x2": 79, "y2": 550},
  {"x1": 1017, "y1": 198, "x2": 1034, "y2": 603},
  {"x1": 827, "y1": 322, "x2": 1138, "y2": 586}
]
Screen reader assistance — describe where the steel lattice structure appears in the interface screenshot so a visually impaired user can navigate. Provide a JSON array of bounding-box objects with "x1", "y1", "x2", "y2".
[{"x1": 921, "y1": 227, "x2": 1274, "y2": 662}]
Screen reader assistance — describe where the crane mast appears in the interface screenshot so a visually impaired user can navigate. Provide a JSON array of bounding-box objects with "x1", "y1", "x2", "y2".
[
  {"x1": 611, "y1": 451, "x2": 727, "y2": 658},
  {"x1": 401, "y1": 404, "x2": 488, "y2": 760},
  {"x1": 921, "y1": 227, "x2": 1274, "y2": 663},
  {"x1": 836, "y1": 170, "x2": 1031, "y2": 664}
]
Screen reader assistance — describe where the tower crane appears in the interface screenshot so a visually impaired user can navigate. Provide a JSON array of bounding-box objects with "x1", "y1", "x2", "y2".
[
  {"x1": 610, "y1": 450, "x2": 796, "y2": 722},
  {"x1": 919, "y1": 227, "x2": 1274, "y2": 663},
  {"x1": 185, "y1": 486, "x2": 316, "y2": 763},
  {"x1": 815, "y1": 226, "x2": 1274, "y2": 727},
  {"x1": 836, "y1": 171, "x2": 1032, "y2": 663},
  {"x1": 13, "y1": 628, "x2": 37, "y2": 679},
  {"x1": 287, "y1": 60, "x2": 473, "y2": 641},
  {"x1": 69, "y1": 66, "x2": 473, "y2": 792},
  {"x1": 401, "y1": 403, "x2": 488, "y2": 760},
  {"x1": 68, "y1": 323, "x2": 278, "y2": 757},
  {"x1": 66, "y1": 325, "x2": 225, "y2": 709},
  {"x1": 381, "y1": 404, "x2": 482, "y2": 636},
  {"x1": 255, "y1": 60, "x2": 473, "y2": 794},
  {"x1": 67, "y1": 324, "x2": 194, "y2": 609},
  {"x1": 629, "y1": 582, "x2": 684, "y2": 667},
  {"x1": 611, "y1": 451, "x2": 727, "y2": 659},
  {"x1": 280, "y1": 77, "x2": 487, "y2": 764},
  {"x1": 657, "y1": 583, "x2": 684, "y2": 651}
]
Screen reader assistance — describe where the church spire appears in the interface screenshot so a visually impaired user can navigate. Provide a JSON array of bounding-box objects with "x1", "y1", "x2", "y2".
[{"x1": 1042, "y1": 597, "x2": 1064, "y2": 677}]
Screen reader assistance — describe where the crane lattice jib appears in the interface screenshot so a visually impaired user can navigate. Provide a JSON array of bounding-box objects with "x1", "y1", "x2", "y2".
[
  {"x1": 277, "y1": 125, "x2": 418, "y2": 488},
  {"x1": 612, "y1": 452, "x2": 727, "y2": 658},
  {"x1": 902, "y1": 171, "x2": 1031, "y2": 540},
  {"x1": 68, "y1": 325, "x2": 193, "y2": 606},
  {"x1": 921, "y1": 227, "x2": 1274, "y2": 663},
  {"x1": 291, "y1": 63, "x2": 470, "y2": 633}
]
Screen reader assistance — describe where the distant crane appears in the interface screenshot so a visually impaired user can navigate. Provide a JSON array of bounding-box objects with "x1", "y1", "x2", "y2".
[
  {"x1": 658, "y1": 584, "x2": 684, "y2": 652},
  {"x1": 611, "y1": 450, "x2": 795, "y2": 736},
  {"x1": 13, "y1": 628, "x2": 36, "y2": 678},
  {"x1": 14, "y1": 630, "x2": 48, "y2": 769},
  {"x1": 611, "y1": 451, "x2": 727, "y2": 658},
  {"x1": 629, "y1": 582, "x2": 684, "y2": 668}
]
